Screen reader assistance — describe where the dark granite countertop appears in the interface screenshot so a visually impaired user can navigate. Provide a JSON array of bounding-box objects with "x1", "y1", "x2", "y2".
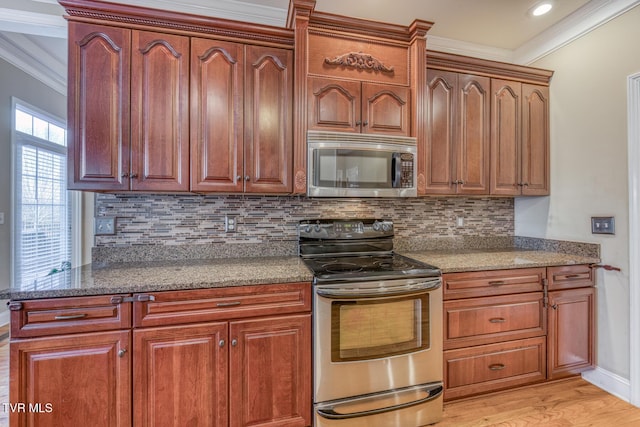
[
  {"x1": 1, "y1": 256, "x2": 314, "y2": 300},
  {"x1": 401, "y1": 249, "x2": 600, "y2": 274},
  {"x1": 1, "y1": 245, "x2": 601, "y2": 300}
]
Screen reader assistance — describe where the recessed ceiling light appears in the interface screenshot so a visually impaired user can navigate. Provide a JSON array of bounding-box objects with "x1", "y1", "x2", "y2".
[{"x1": 531, "y1": 2, "x2": 553, "y2": 16}]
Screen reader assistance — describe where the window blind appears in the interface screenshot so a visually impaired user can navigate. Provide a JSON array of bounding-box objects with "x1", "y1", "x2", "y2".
[{"x1": 14, "y1": 103, "x2": 70, "y2": 288}]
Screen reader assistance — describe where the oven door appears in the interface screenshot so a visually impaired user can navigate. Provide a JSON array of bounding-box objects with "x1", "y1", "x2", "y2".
[{"x1": 313, "y1": 278, "x2": 443, "y2": 404}]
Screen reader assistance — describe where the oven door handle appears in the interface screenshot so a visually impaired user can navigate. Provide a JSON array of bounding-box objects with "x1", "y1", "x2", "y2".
[
  {"x1": 316, "y1": 279, "x2": 441, "y2": 298},
  {"x1": 316, "y1": 382, "x2": 443, "y2": 420}
]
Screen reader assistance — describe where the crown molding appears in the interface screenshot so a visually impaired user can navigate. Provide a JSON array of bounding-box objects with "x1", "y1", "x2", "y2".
[
  {"x1": 426, "y1": 35, "x2": 513, "y2": 63},
  {"x1": 119, "y1": 0, "x2": 287, "y2": 27},
  {"x1": 513, "y1": 0, "x2": 640, "y2": 65},
  {"x1": 0, "y1": 32, "x2": 67, "y2": 95},
  {"x1": 0, "y1": 8, "x2": 67, "y2": 38}
]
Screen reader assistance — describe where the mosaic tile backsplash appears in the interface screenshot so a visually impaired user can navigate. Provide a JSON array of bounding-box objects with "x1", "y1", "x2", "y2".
[{"x1": 94, "y1": 194, "x2": 514, "y2": 258}]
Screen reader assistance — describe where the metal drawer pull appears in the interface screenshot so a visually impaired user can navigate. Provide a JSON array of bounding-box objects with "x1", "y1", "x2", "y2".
[
  {"x1": 216, "y1": 301, "x2": 241, "y2": 307},
  {"x1": 564, "y1": 274, "x2": 580, "y2": 279},
  {"x1": 489, "y1": 364, "x2": 506, "y2": 371},
  {"x1": 54, "y1": 314, "x2": 88, "y2": 320},
  {"x1": 489, "y1": 317, "x2": 506, "y2": 323},
  {"x1": 488, "y1": 280, "x2": 506, "y2": 286}
]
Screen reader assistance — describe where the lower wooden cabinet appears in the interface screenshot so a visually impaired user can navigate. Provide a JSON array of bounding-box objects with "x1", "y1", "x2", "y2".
[
  {"x1": 444, "y1": 337, "x2": 546, "y2": 400},
  {"x1": 547, "y1": 287, "x2": 595, "y2": 379},
  {"x1": 442, "y1": 264, "x2": 595, "y2": 400},
  {"x1": 134, "y1": 315, "x2": 311, "y2": 427},
  {"x1": 9, "y1": 283, "x2": 312, "y2": 427},
  {"x1": 10, "y1": 331, "x2": 132, "y2": 427}
]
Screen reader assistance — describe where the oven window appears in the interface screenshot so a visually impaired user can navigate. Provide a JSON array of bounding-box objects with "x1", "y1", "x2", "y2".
[{"x1": 330, "y1": 294, "x2": 430, "y2": 362}]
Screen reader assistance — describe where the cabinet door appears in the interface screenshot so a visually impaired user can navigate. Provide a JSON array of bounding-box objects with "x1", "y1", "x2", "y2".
[
  {"x1": 362, "y1": 82, "x2": 410, "y2": 136},
  {"x1": 229, "y1": 314, "x2": 311, "y2": 427},
  {"x1": 10, "y1": 331, "x2": 131, "y2": 427},
  {"x1": 490, "y1": 79, "x2": 522, "y2": 196},
  {"x1": 131, "y1": 30, "x2": 190, "y2": 192},
  {"x1": 547, "y1": 287, "x2": 595, "y2": 380},
  {"x1": 191, "y1": 38, "x2": 244, "y2": 192},
  {"x1": 244, "y1": 45, "x2": 293, "y2": 193},
  {"x1": 522, "y1": 84, "x2": 550, "y2": 195},
  {"x1": 67, "y1": 22, "x2": 131, "y2": 191},
  {"x1": 457, "y1": 74, "x2": 490, "y2": 195},
  {"x1": 307, "y1": 76, "x2": 361, "y2": 133},
  {"x1": 424, "y1": 69, "x2": 456, "y2": 194},
  {"x1": 134, "y1": 323, "x2": 228, "y2": 427}
]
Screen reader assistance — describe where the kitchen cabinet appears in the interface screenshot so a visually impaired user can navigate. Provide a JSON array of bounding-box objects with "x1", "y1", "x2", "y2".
[
  {"x1": 67, "y1": 22, "x2": 189, "y2": 192},
  {"x1": 442, "y1": 268, "x2": 547, "y2": 400},
  {"x1": 546, "y1": 265, "x2": 595, "y2": 379},
  {"x1": 425, "y1": 69, "x2": 490, "y2": 195},
  {"x1": 191, "y1": 39, "x2": 294, "y2": 193},
  {"x1": 9, "y1": 295, "x2": 132, "y2": 427},
  {"x1": 490, "y1": 80, "x2": 550, "y2": 196},
  {"x1": 442, "y1": 265, "x2": 595, "y2": 400},
  {"x1": 133, "y1": 283, "x2": 312, "y2": 427},
  {"x1": 307, "y1": 76, "x2": 410, "y2": 136},
  {"x1": 423, "y1": 50, "x2": 552, "y2": 197}
]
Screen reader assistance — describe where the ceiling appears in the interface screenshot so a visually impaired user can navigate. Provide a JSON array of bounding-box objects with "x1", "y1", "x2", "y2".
[{"x1": 1, "y1": 0, "x2": 639, "y2": 95}]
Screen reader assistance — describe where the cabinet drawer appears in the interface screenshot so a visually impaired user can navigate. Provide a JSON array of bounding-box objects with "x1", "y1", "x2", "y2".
[
  {"x1": 10, "y1": 295, "x2": 132, "y2": 338},
  {"x1": 134, "y1": 282, "x2": 311, "y2": 327},
  {"x1": 547, "y1": 264, "x2": 594, "y2": 290},
  {"x1": 444, "y1": 337, "x2": 546, "y2": 400},
  {"x1": 443, "y1": 268, "x2": 545, "y2": 300},
  {"x1": 444, "y1": 292, "x2": 545, "y2": 350}
]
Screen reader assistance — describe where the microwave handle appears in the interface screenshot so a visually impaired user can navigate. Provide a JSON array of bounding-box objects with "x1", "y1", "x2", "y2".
[{"x1": 392, "y1": 153, "x2": 402, "y2": 188}]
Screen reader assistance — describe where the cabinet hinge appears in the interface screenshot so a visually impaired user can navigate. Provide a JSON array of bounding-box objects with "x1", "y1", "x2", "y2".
[{"x1": 8, "y1": 301, "x2": 23, "y2": 311}]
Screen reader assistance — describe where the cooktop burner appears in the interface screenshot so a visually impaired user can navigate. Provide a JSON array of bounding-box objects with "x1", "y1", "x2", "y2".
[
  {"x1": 303, "y1": 253, "x2": 439, "y2": 283},
  {"x1": 299, "y1": 219, "x2": 441, "y2": 284}
]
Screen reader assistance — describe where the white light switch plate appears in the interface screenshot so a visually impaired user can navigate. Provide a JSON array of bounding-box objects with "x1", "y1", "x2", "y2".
[{"x1": 95, "y1": 217, "x2": 116, "y2": 235}]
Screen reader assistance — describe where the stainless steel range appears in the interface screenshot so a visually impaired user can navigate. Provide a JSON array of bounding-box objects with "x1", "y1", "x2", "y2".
[{"x1": 299, "y1": 219, "x2": 443, "y2": 427}]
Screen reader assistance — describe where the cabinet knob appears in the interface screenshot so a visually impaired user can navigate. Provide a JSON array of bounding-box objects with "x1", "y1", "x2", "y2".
[
  {"x1": 236, "y1": 176, "x2": 241, "y2": 182},
  {"x1": 118, "y1": 349, "x2": 127, "y2": 358},
  {"x1": 362, "y1": 121, "x2": 368, "y2": 126},
  {"x1": 244, "y1": 176, "x2": 250, "y2": 181},
  {"x1": 355, "y1": 120, "x2": 361, "y2": 126},
  {"x1": 551, "y1": 304, "x2": 558, "y2": 310},
  {"x1": 231, "y1": 339, "x2": 238, "y2": 347},
  {"x1": 130, "y1": 173, "x2": 139, "y2": 179},
  {"x1": 219, "y1": 340, "x2": 225, "y2": 348}
]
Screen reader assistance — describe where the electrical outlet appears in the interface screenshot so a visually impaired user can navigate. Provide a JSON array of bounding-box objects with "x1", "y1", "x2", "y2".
[
  {"x1": 95, "y1": 217, "x2": 116, "y2": 235},
  {"x1": 225, "y1": 215, "x2": 237, "y2": 233},
  {"x1": 456, "y1": 217, "x2": 464, "y2": 227},
  {"x1": 591, "y1": 216, "x2": 615, "y2": 235}
]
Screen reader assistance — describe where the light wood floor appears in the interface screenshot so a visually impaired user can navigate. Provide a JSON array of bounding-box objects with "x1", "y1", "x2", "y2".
[
  {"x1": 440, "y1": 377, "x2": 640, "y2": 426},
  {"x1": 0, "y1": 336, "x2": 639, "y2": 426}
]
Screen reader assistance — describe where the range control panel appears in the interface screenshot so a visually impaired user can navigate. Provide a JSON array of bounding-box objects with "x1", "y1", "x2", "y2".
[{"x1": 298, "y1": 219, "x2": 393, "y2": 240}]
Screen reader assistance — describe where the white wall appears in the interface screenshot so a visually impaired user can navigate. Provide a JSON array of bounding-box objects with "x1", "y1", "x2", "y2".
[{"x1": 516, "y1": 5, "x2": 640, "y2": 383}]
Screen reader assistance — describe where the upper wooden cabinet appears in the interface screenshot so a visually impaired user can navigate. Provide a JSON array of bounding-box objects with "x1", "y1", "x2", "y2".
[
  {"x1": 308, "y1": 77, "x2": 410, "y2": 135},
  {"x1": 422, "y1": 51, "x2": 553, "y2": 197},
  {"x1": 191, "y1": 39, "x2": 293, "y2": 193},
  {"x1": 425, "y1": 69, "x2": 490, "y2": 194},
  {"x1": 62, "y1": 0, "x2": 295, "y2": 194},
  {"x1": 490, "y1": 80, "x2": 550, "y2": 196},
  {"x1": 68, "y1": 22, "x2": 189, "y2": 192}
]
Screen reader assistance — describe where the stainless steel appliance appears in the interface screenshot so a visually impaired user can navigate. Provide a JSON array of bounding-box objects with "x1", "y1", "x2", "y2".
[
  {"x1": 299, "y1": 219, "x2": 443, "y2": 427},
  {"x1": 307, "y1": 131, "x2": 417, "y2": 198}
]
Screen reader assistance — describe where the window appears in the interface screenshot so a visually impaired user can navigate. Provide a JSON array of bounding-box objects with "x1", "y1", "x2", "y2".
[{"x1": 13, "y1": 100, "x2": 72, "y2": 288}]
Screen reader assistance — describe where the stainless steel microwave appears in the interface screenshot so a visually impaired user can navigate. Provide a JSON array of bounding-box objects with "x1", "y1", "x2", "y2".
[{"x1": 307, "y1": 130, "x2": 417, "y2": 197}]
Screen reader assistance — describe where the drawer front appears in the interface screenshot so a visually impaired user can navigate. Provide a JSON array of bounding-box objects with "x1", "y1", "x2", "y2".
[
  {"x1": 134, "y1": 282, "x2": 311, "y2": 327},
  {"x1": 547, "y1": 264, "x2": 594, "y2": 290},
  {"x1": 10, "y1": 295, "x2": 132, "y2": 338},
  {"x1": 444, "y1": 337, "x2": 546, "y2": 400},
  {"x1": 443, "y1": 268, "x2": 545, "y2": 300},
  {"x1": 444, "y1": 292, "x2": 545, "y2": 349}
]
